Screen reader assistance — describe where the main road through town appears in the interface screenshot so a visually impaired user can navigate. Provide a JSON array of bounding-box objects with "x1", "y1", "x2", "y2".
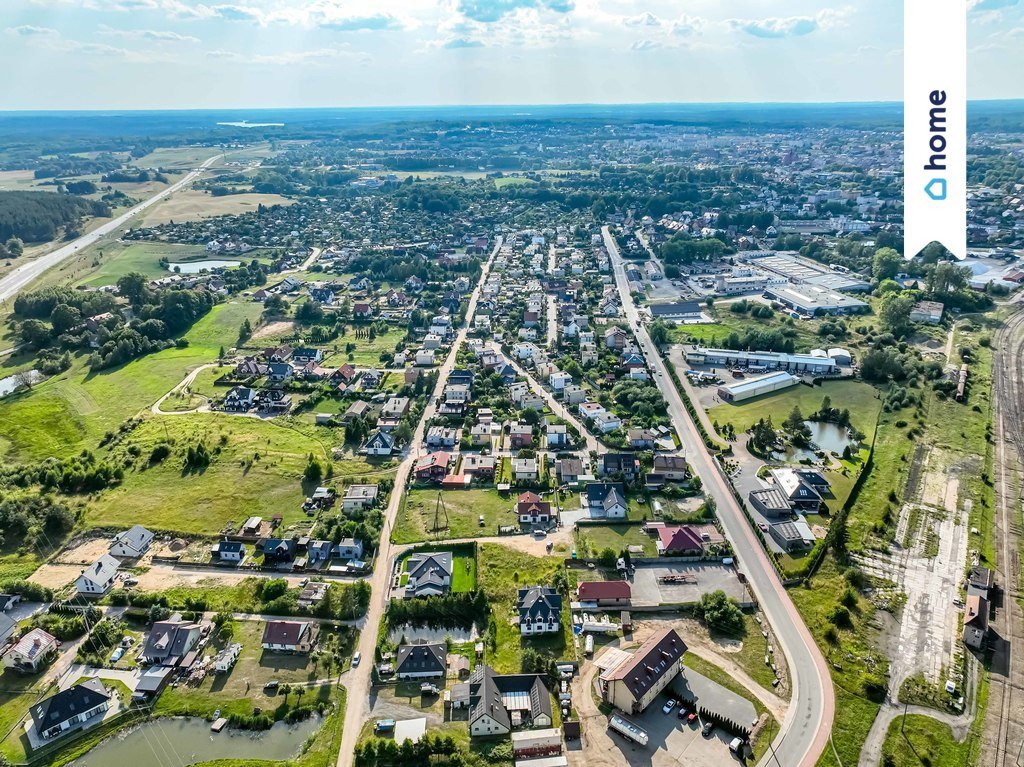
[
  {"x1": 335, "y1": 237, "x2": 503, "y2": 767},
  {"x1": 603, "y1": 226, "x2": 834, "y2": 767},
  {"x1": 0, "y1": 154, "x2": 223, "y2": 303}
]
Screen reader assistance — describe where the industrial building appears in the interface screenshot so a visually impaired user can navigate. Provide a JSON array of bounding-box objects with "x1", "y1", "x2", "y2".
[
  {"x1": 685, "y1": 346, "x2": 840, "y2": 375},
  {"x1": 717, "y1": 371, "x2": 800, "y2": 403},
  {"x1": 764, "y1": 283, "x2": 869, "y2": 316},
  {"x1": 648, "y1": 301, "x2": 703, "y2": 321}
]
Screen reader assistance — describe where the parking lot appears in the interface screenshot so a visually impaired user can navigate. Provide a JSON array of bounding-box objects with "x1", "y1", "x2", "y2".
[{"x1": 628, "y1": 562, "x2": 752, "y2": 608}]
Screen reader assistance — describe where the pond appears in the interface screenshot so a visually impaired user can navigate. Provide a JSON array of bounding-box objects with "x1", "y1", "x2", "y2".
[
  {"x1": 387, "y1": 624, "x2": 479, "y2": 644},
  {"x1": 167, "y1": 259, "x2": 241, "y2": 274},
  {"x1": 0, "y1": 369, "x2": 44, "y2": 397},
  {"x1": 70, "y1": 715, "x2": 321, "y2": 767},
  {"x1": 775, "y1": 420, "x2": 856, "y2": 462}
]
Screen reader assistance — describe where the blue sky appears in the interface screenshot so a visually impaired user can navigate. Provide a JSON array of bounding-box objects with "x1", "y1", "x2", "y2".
[{"x1": 2, "y1": 0, "x2": 1022, "y2": 109}]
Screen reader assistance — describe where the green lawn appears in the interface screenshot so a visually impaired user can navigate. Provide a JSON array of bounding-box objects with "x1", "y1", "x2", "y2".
[
  {"x1": 0, "y1": 669, "x2": 55, "y2": 763},
  {"x1": 154, "y1": 620, "x2": 349, "y2": 721},
  {"x1": 672, "y1": 310, "x2": 826, "y2": 354},
  {"x1": 0, "y1": 301, "x2": 264, "y2": 462},
  {"x1": 494, "y1": 177, "x2": 537, "y2": 189},
  {"x1": 477, "y1": 544, "x2": 573, "y2": 674},
  {"x1": 574, "y1": 524, "x2": 657, "y2": 557},
  {"x1": 84, "y1": 413, "x2": 336, "y2": 534},
  {"x1": 879, "y1": 714, "x2": 971, "y2": 767},
  {"x1": 708, "y1": 379, "x2": 883, "y2": 440},
  {"x1": 725, "y1": 612, "x2": 787, "y2": 697},
  {"x1": 319, "y1": 327, "x2": 407, "y2": 367},
  {"x1": 393, "y1": 488, "x2": 516, "y2": 544},
  {"x1": 76, "y1": 242, "x2": 209, "y2": 287}
]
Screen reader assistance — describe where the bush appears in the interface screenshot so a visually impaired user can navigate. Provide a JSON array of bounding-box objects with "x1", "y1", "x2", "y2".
[{"x1": 696, "y1": 590, "x2": 745, "y2": 635}]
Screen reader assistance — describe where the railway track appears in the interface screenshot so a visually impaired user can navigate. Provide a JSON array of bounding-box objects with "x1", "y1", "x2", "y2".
[{"x1": 985, "y1": 299, "x2": 1024, "y2": 767}]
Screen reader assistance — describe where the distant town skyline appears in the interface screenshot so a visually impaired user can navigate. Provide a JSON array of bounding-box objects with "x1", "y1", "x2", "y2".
[{"x1": 3, "y1": 0, "x2": 1022, "y2": 110}]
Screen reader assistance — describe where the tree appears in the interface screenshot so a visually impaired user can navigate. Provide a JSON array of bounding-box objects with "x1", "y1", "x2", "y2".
[
  {"x1": 304, "y1": 454, "x2": 324, "y2": 483},
  {"x1": 239, "y1": 318, "x2": 252, "y2": 343},
  {"x1": 871, "y1": 247, "x2": 902, "y2": 282},
  {"x1": 5, "y1": 237, "x2": 24, "y2": 257},
  {"x1": 49, "y1": 303, "x2": 80, "y2": 334},
  {"x1": 649, "y1": 320, "x2": 671, "y2": 347},
  {"x1": 696, "y1": 590, "x2": 744, "y2": 635},
  {"x1": 116, "y1": 272, "x2": 148, "y2": 305},
  {"x1": 878, "y1": 292, "x2": 915, "y2": 336}
]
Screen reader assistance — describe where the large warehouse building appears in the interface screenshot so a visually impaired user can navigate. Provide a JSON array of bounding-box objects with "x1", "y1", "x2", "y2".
[
  {"x1": 684, "y1": 347, "x2": 840, "y2": 376},
  {"x1": 718, "y1": 371, "x2": 800, "y2": 403}
]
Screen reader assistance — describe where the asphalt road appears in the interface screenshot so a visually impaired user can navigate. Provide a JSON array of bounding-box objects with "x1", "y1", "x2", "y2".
[
  {"x1": 0, "y1": 154, "x2": 222, "y2": 303},
  {"x1": 602, "y1": 226, "x2": 834, "y2": 767},
  {"x1": 335, "y1": 237, "x2": 503, "y2": 767}
]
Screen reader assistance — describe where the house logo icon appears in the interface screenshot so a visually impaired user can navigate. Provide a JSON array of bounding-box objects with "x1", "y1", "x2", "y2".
[{"x1": 925, "y1": 178, "x2": 947, "y2": 201}]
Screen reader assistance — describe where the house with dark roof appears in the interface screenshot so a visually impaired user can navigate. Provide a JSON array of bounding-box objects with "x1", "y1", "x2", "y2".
[
  {"x1": 967, "y1": 566, "x2": 994, "y2": 599},
  {"x1": 469, "y1": 665, "x2": 553, "y2": 737},
  {"x1": 363, "y1": 429, "x2": 395, "y2": 456},
  {"x1": 517, "y1": 586, "x2": 563, "y2": 635},
  {"x1": 404, "y1": 551, "x2": 453, "y2": 598},
  {"x1": 748, "y1": 486, "x2": 793, "y2": 518},
  {"x1": 261, "y1": 620, "x2": 315, "y2": 654},
  {"x1": 577, "y1": 580, "x2": 631, "y2": 606},
  {"x1": 211, "y1": 539, "x2": 246, "y2": 562},
  {"x1": 259, "y1": 538, "x2": 296, "y2": 564},
  {"x1": 31, "y1": 679, "x2": 111, "y2": 741},
  {"x1": 584, "y1": 483, "x2": 627, "y2": 519},
  {"x1": 516, "y1": 492, "x2": 553, "y2": 525},
  {"x1": 652, "y1": 454, "x2": 687, "y2": 480},
  {"x1": 396, "y1": 643, "x2": 447, "y2": 679},
  {"x1": 600, "y1": 628, "x2": 687, "y2": 714},
  {"x1": 141, "y1": 620, "x2": 202, "y2": 666},
  {"x1": 599, "y1": 454, "x2": 640, "y2": 481}
]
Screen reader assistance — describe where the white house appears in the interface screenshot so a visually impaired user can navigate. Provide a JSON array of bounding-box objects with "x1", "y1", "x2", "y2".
[
  {"x1": 3, "y1": 628, "x2": 58, "y2": 673},
  {"x1": 109, "y1": 525, "x2": 154, "y2": 560},
  {"x1": 594, "y1": 412, "x2": 622, "y2": 433},
  {"x1": 549, "y1": 371, "x2": 572, "y2": 392},
  {"x1": 76, "y1": 555, "x2": 120, "y2": 597}
]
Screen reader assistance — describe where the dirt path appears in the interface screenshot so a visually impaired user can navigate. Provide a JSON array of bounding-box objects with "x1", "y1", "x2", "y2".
[{"x1": 152, "y1": 362, "x2": 218, "y2": 413}]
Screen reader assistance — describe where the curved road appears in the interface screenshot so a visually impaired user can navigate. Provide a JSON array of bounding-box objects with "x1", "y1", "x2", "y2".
[
  {"x1": 0, "y1": 154, "x2": 223, "y2": 303},
  {"x1": 602, "y1": 227, "x2": 834, "y2": 767}
]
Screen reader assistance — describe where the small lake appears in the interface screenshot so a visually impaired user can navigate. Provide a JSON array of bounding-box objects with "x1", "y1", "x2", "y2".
[
  {"x1": 387, "y1": 624, "x2": 479, "y2": 644},
  {"x1": 0, "y1": 369, "x2": 44, "y2": 397},
  {"x1": 70, "y1": 715, "x2": 320, "y2": 767},
  {"x1": 776, "y1": 420, "x2": 856, "y2": 462},
  {"x1": 167, "y1": 259, "x2": 241, "y2": 274}
]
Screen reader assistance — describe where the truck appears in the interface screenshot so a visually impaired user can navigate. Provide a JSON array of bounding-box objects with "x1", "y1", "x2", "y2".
[
  {"x1": 584, "y1": 634, "x2": 594, "y2": 656},
  {"x1": 374, "y1": 719, "x2": 395, "y2": 734},
  {"x1": 608, "y1": 713, "x2": 649, "y2": 746}
]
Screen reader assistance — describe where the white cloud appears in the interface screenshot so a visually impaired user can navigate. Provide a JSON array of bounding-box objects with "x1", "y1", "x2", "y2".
[
  {"x1": 969, "y1": 0, "x2": 1019, "y2": 9},
  {"x1": 630, "y1": 38, "x2": 661, "y2": 51},
  {"x1": 729, "y1": 9, "x2": 848, "y2": 39},
  {"x1": 206, "y1": 46, "x2": 370, "y2": 65},
  {"x1": 98, "y1": 24, "x2": 200, "y2": 42},
  {"x1": 6, "y1": 24, "x2": 60, "y2": 37},
  {"x1": 623, "y1": 12, "x2": 659, "y2": 28}
]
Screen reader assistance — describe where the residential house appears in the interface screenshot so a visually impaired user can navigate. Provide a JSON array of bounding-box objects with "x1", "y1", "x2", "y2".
[
  {"x1": 141, "y1": 620, "x2": 202, "y2": 667},
  {"x1": 563, "y1": 384, "x2": 586, "y2": 405},
  {"x1": 382, "y1": 397, "x2": 411, "y2": 419},
  {"x1": 267, "y1": 362, "x2": 293, "y2": 383},
  {"x1": 31, "y1": 680, "x2": 111, "y2": 741},
  {"x1": 341, "y1": 399, "x2": 370, "y2": 424},
  {"x1": 963, "y1": 595, "x2": 989, "y2": 650},
  {"x1": 462, "y1": 454, "x2": 497, "y2": 479},
  {"x1": 333, "y1": 538, "x2": 364, "y2": 560},
  {"x1": 234, "y1": 357, "x2": 268, "y2": 378},
  {"x1": 426, "y1": 426, "x2": 461, "y2": 450},
  {"x1": 555, "y1": 458, "x2": 586, "y2": 486},
  {"x1": 512, "y1": 458, "x2": 539, "y2": 481},
  {"x1": 604, "y1": 327, "x2": 630, "y2": 350},
  {"x1": 593, "y1": 412, "x2": 622, "y2": 433},
  {"x1": 306, "y1": 540, "x2": 334, "y2": 566},
  {"x1": 600, "y1": 628, "x2": 687, "y2": 714},
  {"x1": 353, "y1": 302, "x2": 373, "y2": 319},
  {"x1": 517, "y1": 587, "x2": 563, "y2": 635},
  {"x1": 262, "y1": 620, "x2": 316, "y2": 654},
  {"x1": 292, "y1": 347, "x2": 323, "y2": 364},
  {"x1": 396, "y1": 643, "x2": 447, "y2": 680},
  {"x1": 259, "y1": 538, "x2": 296, "y2": 564},
  {"x1": 75, "y1": 555, "x2": 119, "y2": 597},
  {"x1": 469, "y1": 422, "x2": 493, "y2": 447},
  {"x1": 577, "y1": 581, "x2": 631, "y2": 606},
  {"x1": 110, "y1": 525, "x2": 154, "y2": 560},
  {"x1": 405, "y1": 551, "x2": 453, "y2": 598},
  {"x1": 546, "y1": 423, "x2": 568, "y2": 448},
  {"x1": 653, "y1": 455, "x2": 687, "y2": 480},
  {"x1": 363, "y1": 430, "x2": 396, "y2": 456},
  {"x1": 509, "y1": 422, "x2": 534, "y2": 449},
  {"x1": 517, "y1": 492, "x2": 553, "y2": 524},
  {"x1": 415, "y1": 451, "x2": 451, "y2": 483},
  {"x1": 415, "y1": 348, "x2": 436, "y2": 366},
  {"x1": 599, "y1": 454, "x2": 641, "y2": 481},
  {"x1": 211, "y1": 540, "x2": 246, "y2": 562},
  {"x1": 656, "y1": 525, "x2": 710, "y2": 556},
  {"x1": 549, "y1": 371, "x2": 572, "y2": 392},
  {"x1": 627, "y1": 429, "x2": 657, "y2": 450},
  {"x1": 585, "y1": 483, "x2": 627, "y2": 518},
  {"x1": 223, "y1": 386, "x2": 257, "y2": 412},
  {"x1": 3, "y1": 628, "x2": 58, "y2": 673},
  {"x1": 469, "y1": 665, "x2": 553, "y2": 737},
  {"x1": 343, "y1": 484, "x2": 379, "y2": 512}
]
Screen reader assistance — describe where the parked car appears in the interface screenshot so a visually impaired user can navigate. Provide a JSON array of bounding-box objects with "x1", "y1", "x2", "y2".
[
  {"x1": 702, "y1": 721, "x2": 714, "y2": 737},
  {"x1": 662, "y1": 699, "x2": 676, "y2": 715},
  {"x1": 264, "y1": 680, "x2": 280, "y2": 691},
  {"x1": 352, "y1": 652, "x2": 361, "y2": 667}
]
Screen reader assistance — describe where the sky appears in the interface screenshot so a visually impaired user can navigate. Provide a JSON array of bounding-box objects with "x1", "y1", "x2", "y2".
[{"x1": 1, "y1": 0, "x2": 1022, "y2": 110}]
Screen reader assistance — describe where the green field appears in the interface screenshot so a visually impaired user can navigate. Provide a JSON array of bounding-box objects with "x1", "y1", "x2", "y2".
[
  {"x1": 494, "y1": 177, "x2": 537, "y2": 189},
  {"x1": 132, "y1": 146, "x2": 222, "y2": 170},
  {"x1": 574, "y1": 523, "x2": 657, "y2": 557},
  {"x1": 85, "y1": 412, "x2": 337, "y2": 534},
  {"x1": 0, "y1": 301, "x2": 263, "y2": 462},
  {"x1": 76, "y1": 242, "x2": 214, "y2": 287},
  {"x1": 673, "y1": 311, "x2": 825, "y2": 354},
  {"x1": 393, "y1": 488, "x2": 516, "y2": 544},
  {"x1": 708, "y1": 379, "x2": 882, "y2": 438},
  {"x1": 319, "y1": 327, "x2": 407, "y2": 367},
  {"x1": 477, "y1": 544, "x2": 572, "y2": 674},
  {"x1": 0, "y1": 669, "x2": 54, "y2": 762}
]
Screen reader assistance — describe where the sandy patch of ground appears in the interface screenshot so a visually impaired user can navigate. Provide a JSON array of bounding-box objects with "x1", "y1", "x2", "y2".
[
  {"x1": 252, "y1": 320, "x2": 296, "y2": 341},
  {"x1": 143, "y1": 190, "x2": 294, "y2": 226},
  {"x1": 53, "y1": 536, "x2": 113, "y2": 565},
  {"x1": 28, "y1": 563, "x2": 84, "y2": 590}
]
